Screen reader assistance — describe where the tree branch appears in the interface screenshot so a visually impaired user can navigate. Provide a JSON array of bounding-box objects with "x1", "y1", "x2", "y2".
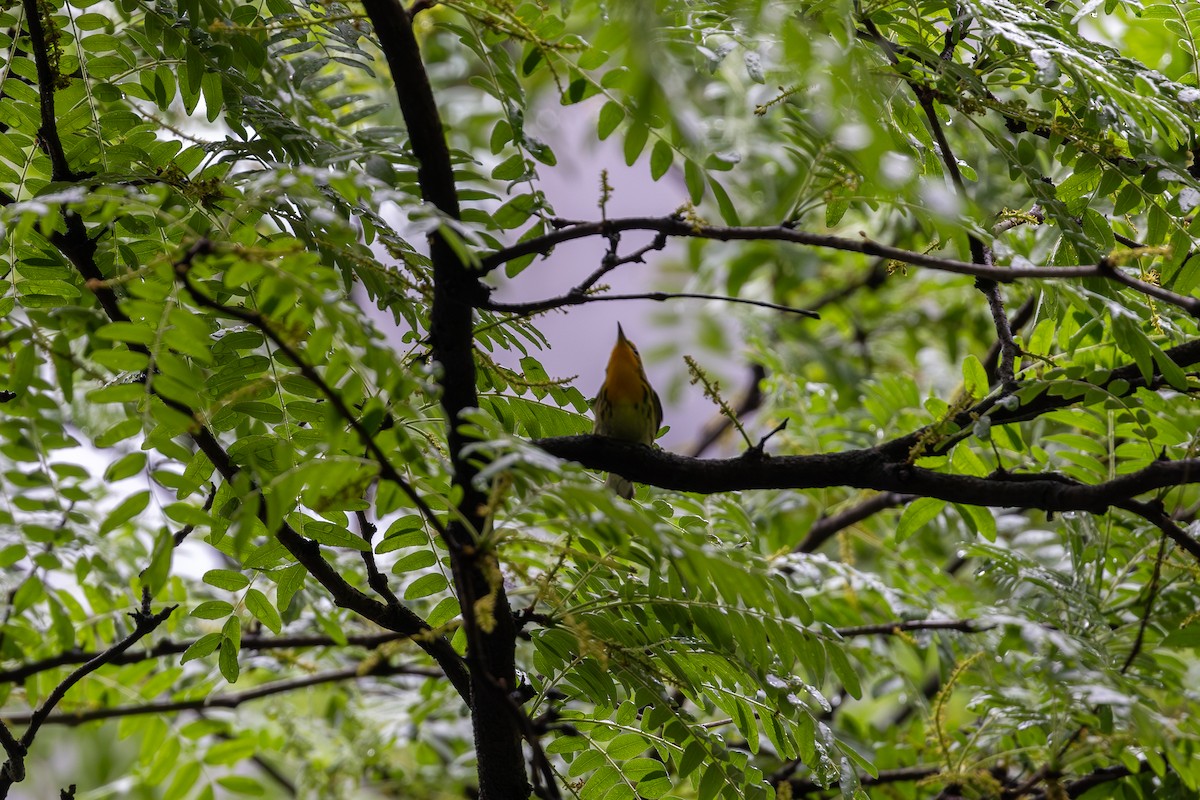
[
  {"x1": 796, "y1": 492, "x2": 914, "y2": 553},
  {"x1": 175, "y1": 253, "x2": 444, "y2": 538},
  {"x1": 477, "y1": 216, "x2": 1200, "y2": 317},
  {"x1": 485, "y1": 290, "x2": 819, "y2": 318},
  {"x1": 1120, "y1": 531, "x2": 1168, "y2": 673},
  {"x1": 1118, "y1": 499, "x2": 1200, "y2": 568},
  {"x1": 685, "y1": 262, "x2": 889, "y2": 458},
  {"x1": 782, "y1": 757, "x2": 1152, "y2": 798},
  {"x1": 0, "y1": 590, "x2": 174, "y2": 794},
  {"x1": 834, "y1": 618, "x2": 992, "y2": 637},
  {"x1": 983, "y1": 294, "x2": 1036, "y2": 387},
  {"x1": 56, "y1": 213, "x2": 471, "y2": 704},
  {"x1": 878, "y1": 335, "x2": 1200, "y2": 463},
  {"x1": 0, "y1": 661, "x2": 439, "y2": 727},
  {"x1": 534, "y1": 435, "x2": 1200, "y2": 516},
  {"x1": 0, "y1": 630, "x2": 420, "y2": 685},
  {"x1": 357, "y1": 0, "x2": 528, "y2": 793},
  {"x1": 21, "y1": 0, "x2": 78, "y2": 181},
  {"x1": 784, "y1": 764, "x2": 941, "y2": 796}
]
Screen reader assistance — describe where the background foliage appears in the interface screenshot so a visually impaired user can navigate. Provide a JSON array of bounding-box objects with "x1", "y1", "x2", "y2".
[{"x1": 2, "y1": 0, "x2": 1200, "y2": 798}]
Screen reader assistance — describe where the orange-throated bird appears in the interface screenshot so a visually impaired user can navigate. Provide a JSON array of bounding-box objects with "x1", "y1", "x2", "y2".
[{"x1": 593, "y1": 323, "x2": 663, "y2": 498}]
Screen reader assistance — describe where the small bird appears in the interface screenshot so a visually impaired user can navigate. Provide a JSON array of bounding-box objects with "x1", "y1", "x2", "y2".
[{"x1": 593, "y1": 323, "x2": 663, "y2": 498}]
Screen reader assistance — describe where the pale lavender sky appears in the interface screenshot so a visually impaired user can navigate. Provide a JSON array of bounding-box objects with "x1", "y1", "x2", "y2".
[{"x1": 490, "y1": 99, "x2": 739, "y2": 450}]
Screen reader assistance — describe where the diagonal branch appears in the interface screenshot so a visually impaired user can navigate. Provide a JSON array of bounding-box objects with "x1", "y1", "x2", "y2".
[
  {"x1": 797, "y1": 492, "x2": 914, "y2": 553},
  {"x1": 1118, "y1": 499, "x2": 1200, "y2": 570},
  {"x1": 44, "y1": 209, "x2": 471, "y2": 703},
  {"x1": 983, "y1": 294, "x2": 1036, "y2": 387},
  {"x1": 175, "y1": 250, "x2": 444, "y2": 537},
  {"x1": 899, "y1": 43, "x2": 1020, "y2": 395},
  {"x1": 0, "y1": 590, "x2": 174, "y2": 794},
  {"x1": 1120, "y1": 531, "x2": 1168, "y2": 673}
]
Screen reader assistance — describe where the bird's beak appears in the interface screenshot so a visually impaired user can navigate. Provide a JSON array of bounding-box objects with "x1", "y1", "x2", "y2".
[{"x1": 617, "y1": 323, "x2": 626, "y2": 342}]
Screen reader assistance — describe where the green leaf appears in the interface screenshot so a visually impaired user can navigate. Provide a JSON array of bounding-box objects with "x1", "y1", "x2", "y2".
[
  {"x1": 404, "y1": 573, "x2": 449, "y2": 600},
  {"x1": 245, "y1": 588, "x2": 282, "y2": 634},
  {"x1": 181, "y1": 633, "x2": 222, "y2": 663},
  {"x1": 219, "y1": 635, "x2": 241, "y2": 683},
  {"x1": 598, "y1": 101, "x2": 624, "y2": 140},
  {"x1": 204, "y1": 569, "x2": 250, "y2": 591},
  {"x1": 104, "y1": 451, "x2": 147, "y2": 482},
  {"x1": 192, "y1": 601, "x2": 234, "y2": 620},
  {"x1": 95, "y1": 321, "x2": 157, "y2": 345},
  {"x1": 962, "y1": 354, "x2": 989, "y2": 399},
  {"x1": 649, "y1": 140, "x2": 673, "y2": 181},
  {"x1": 624, "y1": 123, "x2": 649, "y2": 166},
  {"x1": 896, "y1": 497, "x2": 944, "y2": 543},
  {"x1": 100, "y1": 490, "x2": 151, "y2": 535}
]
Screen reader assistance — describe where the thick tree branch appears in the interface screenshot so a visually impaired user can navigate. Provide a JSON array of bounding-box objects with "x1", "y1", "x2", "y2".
[
  {"x1": 358, "y1": 0, "x2": 528, "y2": 794},
  {"x1": 21, "y1": 0, "x2": 78, "y2": 181},
  {"x1": 878, "y1": 335, "x2": 1200, "y2": 462},
  {"x1": 535, "y1": 435, "x2": 1200, "y2": 518}
]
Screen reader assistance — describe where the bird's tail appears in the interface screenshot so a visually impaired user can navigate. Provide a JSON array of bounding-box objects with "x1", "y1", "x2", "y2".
[{"x1": 605, "y1": 472, "x2": 634, "y2": 499}]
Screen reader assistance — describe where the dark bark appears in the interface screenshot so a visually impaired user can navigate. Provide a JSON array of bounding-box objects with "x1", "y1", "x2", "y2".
[{"x1": 356, "y1": 0, "x2": 528, "y2": 794}]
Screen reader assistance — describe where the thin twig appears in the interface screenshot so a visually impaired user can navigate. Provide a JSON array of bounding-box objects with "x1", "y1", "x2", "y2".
[
  {"x1": 796, "y1": 492, "x2": 914, "y2": 553},
  {"x1": 982, "y1": 295, "x2": 1036, "y2": 387},
  {"x1": 356, "y1": 509, "x2": 403, "y2": 610},
  {"x1": 478, "y1": 217, "x2": 1200, "y2": 317},
  {"x1": 784, "y1": 764, "x2": 941, "y2": 795},
  {"x1": 0, "y1": 662, "x2": 440, "y2": 727},
  {"x1": 980, "y1": 278, "x2": 1020, "y2": 390},
  {"x1": 688, "y1": 363, "x2": 766, "y2": 457},
  {"x1": 0, "y1": 630, "x2": 424, "y2": 684},
  {"x1": 484, "y1": 290, "x2": 820, "y2": 318},
  {"x1": 834, "y1": 618, "x2": 992, "y2": 637},
  {"x1": 1121, "y1": 532, "x2": 1168, "y2": 673},
  {"x1": 747, "y1": 419, "x2": 789, "y2": 457}
]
